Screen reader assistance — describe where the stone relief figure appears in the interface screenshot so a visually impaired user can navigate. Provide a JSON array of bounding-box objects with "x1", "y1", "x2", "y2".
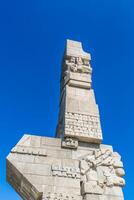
[
  {"x1": 65, "y1": 56, "x2": 77, "y2": 73},
  {"x1": 63, "y1": 56, "x2": 92, "y2": 77},
  {"x1": 76, "y1": 57, "x2": 83, "y2": 72},
  {"x1": 80, "y1": 148, "x2": 125, "y2": 194},
  {"x1": 76, "y1": 57, "x2": 92, "y2": 74},
  {"x1": 80, "y1": 153, "x2": 98, "y2": 184}
]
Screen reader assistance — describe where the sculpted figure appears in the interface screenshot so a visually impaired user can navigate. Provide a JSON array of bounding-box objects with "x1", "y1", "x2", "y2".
[
  {"x1": 66, "y1": 57, "x2": 77, "y2": 72},
  {"x1": 76, "y1": 57, "x2": 83, "y2": 72},
  {"x1": 63, "y1": 56, "x2": 92, "y2": 75},
  {"x1": 80, "y1": 148, "x2": 125, "y2": 191},
  {"x1": 80, "y1": 153, "x2": 97, "y2": 183}
]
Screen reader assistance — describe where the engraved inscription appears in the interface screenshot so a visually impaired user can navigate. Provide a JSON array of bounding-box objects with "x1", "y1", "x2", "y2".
[
  {"x1": 51, "y1": 164, "x2": 80, "y2": 179},
  {"x1": 65, "y1": 112, "x2": 102, "y2": 139}
]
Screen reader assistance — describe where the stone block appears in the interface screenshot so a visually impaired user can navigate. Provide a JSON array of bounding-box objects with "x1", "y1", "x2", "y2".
[
  {"x1": 103, "y1": 186, "x2": 124, "y2": 197},
  {"x1": 11, "y1": 146, "x2": 47, "y2": 157},
  {"x1": 26, "y1": 175, "x2": 80, "y2": 189},
  {"x1": 17, "y1": 134, "x2": 31, "y2": 146},
  {"x1": 41, "y1": 137, "x2": 61, "y2": 147},
  {"x1": 7, "y1": 153, "x2": 35, "y2": 163},
  {"x1": 46, "y1": 148, "x2": 72, "y2": 159},
  {"x1": 99, "y1": 195, "x2": 124, "y2": 200},
  {"x1": 84, "y1": 194, "x2": 100, "y2": 200},
  {"x1": 66, "y1": 39, "x2": 91, "y2": 60},
  {"x1": 81, "y1": 182, "x2": 103, "y2": 195},
  {"x1": 7, "y1": 159, "x2": 43, "y2": 200},
  {"x1": 14, "y1": 162, "x2": 52, "y2": 176}
]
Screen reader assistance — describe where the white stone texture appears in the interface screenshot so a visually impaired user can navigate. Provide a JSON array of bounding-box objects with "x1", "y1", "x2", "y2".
[
  {"x1": 61, "y1": 138, "x2": 78, "y2": 149},
  {"x1": 7, "y1": 134, "x2": 125, "y2": 200},
  {"x1": 7, "y1": 40, "x2": 125, "y2": 200},
  {"x1": 56, "y1": 40, "x2": 102, "y2": 143},
  {"x1": 65, "y1": 40, "x2": 91, "y2": 60}
]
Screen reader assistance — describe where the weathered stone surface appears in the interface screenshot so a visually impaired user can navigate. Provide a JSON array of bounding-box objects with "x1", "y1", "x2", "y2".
[
  {"x1": 61, "y1": 137, "x2": 78, "y2": 149},
  {"x1": 6, "y1": 40, "x2": 125, "y2": 200},
  {"x1": 7, "y1": 159, "x2": 43, "y2": 200},
  {"x1": 7, "y1": 134, "x2": 125, "y2": 200},
  {"x1": 56, "y1": 40, "x2": 102, "y2": 143},
  {"x1": 84, "y1": 194, "x2": 124, "y2": 200},
  {"x1": 42, "y1": 193, "x2": 82, "y2": 200}
]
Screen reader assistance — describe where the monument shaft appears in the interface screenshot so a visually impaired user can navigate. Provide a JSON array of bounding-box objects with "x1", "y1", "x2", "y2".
[{"x1": 56, "y1": 40, "x2": 102, "y2": 143}]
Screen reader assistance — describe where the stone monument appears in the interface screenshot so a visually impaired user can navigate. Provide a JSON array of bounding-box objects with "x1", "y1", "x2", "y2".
[{"x1": 7, "y1": 40, "x2": 125, "y2": 200}]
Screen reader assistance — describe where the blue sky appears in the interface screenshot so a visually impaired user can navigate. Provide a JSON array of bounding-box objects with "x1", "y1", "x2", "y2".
[{"x1": 0, "y1": 0, "x2": 133, "y2": 199}]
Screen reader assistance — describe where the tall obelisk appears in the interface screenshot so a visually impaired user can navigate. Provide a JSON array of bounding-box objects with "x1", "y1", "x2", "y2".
[
  {"x1": 7, "y1": 40, "x2": 125, "y2": 200},
  {"x1": 56, "y1": 40, "x2": 102, "y2": 143}
]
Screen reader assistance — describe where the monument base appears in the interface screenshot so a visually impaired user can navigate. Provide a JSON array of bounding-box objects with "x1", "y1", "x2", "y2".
[{"x1": 7, "y1": 134, "x2": 124, "y2": 200}]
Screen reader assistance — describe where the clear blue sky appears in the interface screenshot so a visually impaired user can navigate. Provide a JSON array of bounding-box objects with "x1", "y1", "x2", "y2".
[{"x1": 0, "y1": 0, "x2": 133, "y2": 199}]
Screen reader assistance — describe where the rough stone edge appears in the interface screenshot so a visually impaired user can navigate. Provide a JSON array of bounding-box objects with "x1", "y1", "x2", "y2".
[{"x1": 6, "y1": 158, "x2": 43, "y2": 200}]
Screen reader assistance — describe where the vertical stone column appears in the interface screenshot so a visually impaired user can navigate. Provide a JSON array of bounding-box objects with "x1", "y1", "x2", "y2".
[{"x1": 56, "y1": 40, "x2": 102, "y2": 143}]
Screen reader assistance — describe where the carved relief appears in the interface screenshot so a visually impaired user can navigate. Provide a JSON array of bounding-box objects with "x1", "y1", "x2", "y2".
[
  {"x1": 11, "y1": 146, "x2": 47, "y2": 157},
  {"x1": 62, "y1": 56, "x2": 92, "y2": 78},
  {"x1": 65, "y1": 112, "x2": 102, "y2": 139},
  {"x1": 61, "y1": 138, "x2": 78, "y2": 149},
  {"x1": 51, "y1": 164, "x2": 80, "y2": 179},
  {"x1": 43, "y1": 193, "x2": 82, "y2": 200},
  {"x1": 79, "y1": 148, "x2": 125, "y2": 195}
]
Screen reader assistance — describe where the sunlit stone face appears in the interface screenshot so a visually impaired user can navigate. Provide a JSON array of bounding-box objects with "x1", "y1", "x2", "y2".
[
  {"x1": 6, "y1": 40, "x2": 125, "y2": 200},
  {"x1": 56, "y1": 40, "x2": 102, "y2": 143}
]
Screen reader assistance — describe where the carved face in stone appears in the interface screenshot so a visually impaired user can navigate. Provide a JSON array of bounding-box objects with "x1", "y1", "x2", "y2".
[
  {"x1": 70, "y1": 57, "x2": 75, "y2": 63},
  {"x1": 76, "y1": 57, "x2": 83, "y2": 65},
  {"x1": 86, "y1": 155, "x2": 95, "y2": 168}
]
